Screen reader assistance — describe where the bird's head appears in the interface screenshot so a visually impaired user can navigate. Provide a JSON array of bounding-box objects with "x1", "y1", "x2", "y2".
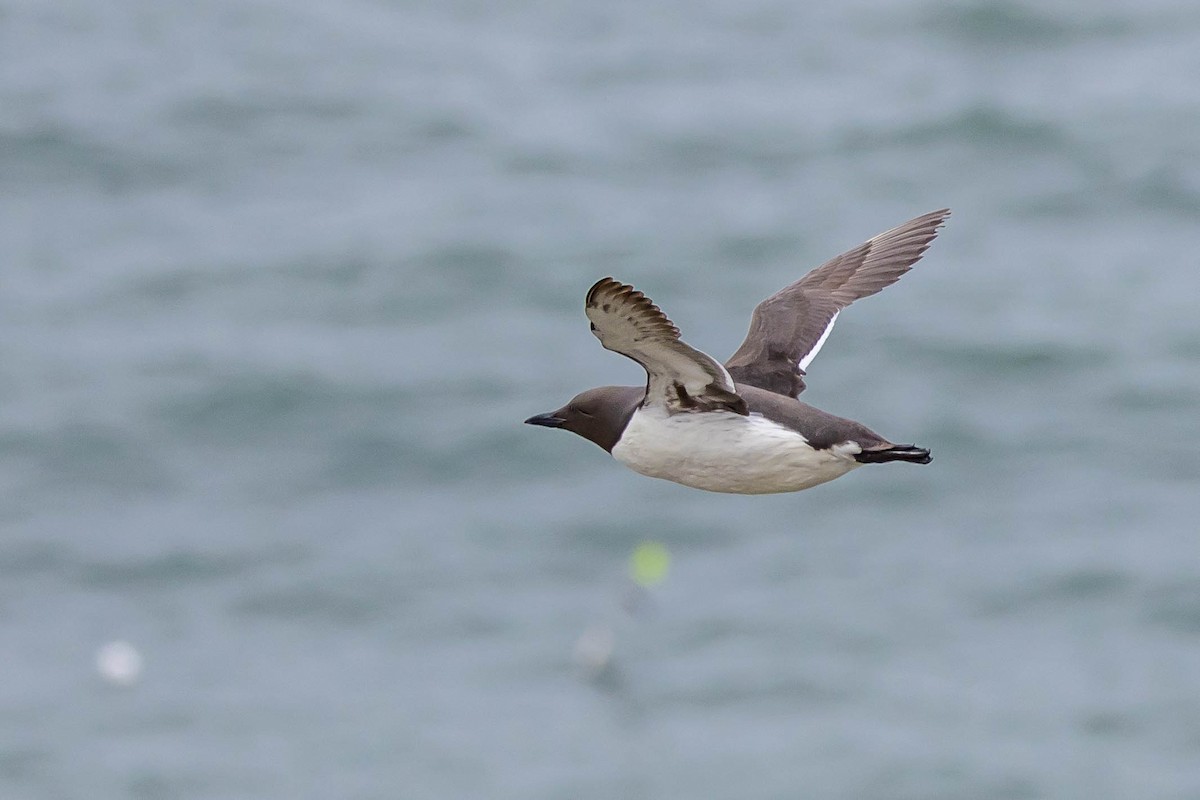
[{"x1": 524, "y1": 386, "x2": 642, "y2": 452}]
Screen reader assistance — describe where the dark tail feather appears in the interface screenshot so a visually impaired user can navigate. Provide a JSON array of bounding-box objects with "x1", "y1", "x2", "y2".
[{"x1": 854, "y1": 444, "x2": 931, "y2": 465}]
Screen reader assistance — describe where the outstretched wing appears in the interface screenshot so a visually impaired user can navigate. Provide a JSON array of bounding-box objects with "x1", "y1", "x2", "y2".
[
  {"x1": 586, "y1": 278, "x2": 747, "y2": 415},
  {"x1": 725, "y1": 208, "x2": 950, "y2": 398}
]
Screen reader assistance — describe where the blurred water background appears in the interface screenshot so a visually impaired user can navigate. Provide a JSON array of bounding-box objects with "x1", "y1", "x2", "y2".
[{"x1": 2, "y1": 0, "x2": 1200, "y2": 797}]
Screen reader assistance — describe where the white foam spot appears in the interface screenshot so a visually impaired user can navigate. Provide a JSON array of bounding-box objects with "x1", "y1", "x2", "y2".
[
  {"x1": 96, "y1": 640, "x2": 143, "y2": 687},
  {"x1": 573, "y1": 624, "x2": 614, "y2": 673}
]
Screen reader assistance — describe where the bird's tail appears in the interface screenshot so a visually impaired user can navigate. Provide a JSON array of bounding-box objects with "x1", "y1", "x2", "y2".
[{"x1": 854, "y1": 444, "x2": 931, "y2": 465}]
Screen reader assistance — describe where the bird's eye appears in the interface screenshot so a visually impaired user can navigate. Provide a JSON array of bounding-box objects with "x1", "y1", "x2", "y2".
[{"x1": 589, "y1": 323, "x2": 597, "y2": 331}]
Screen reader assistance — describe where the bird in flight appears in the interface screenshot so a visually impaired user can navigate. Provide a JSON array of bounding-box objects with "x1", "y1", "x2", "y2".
[{"x1": 526, "y1": 209, "x2": 949, "y2": 494}]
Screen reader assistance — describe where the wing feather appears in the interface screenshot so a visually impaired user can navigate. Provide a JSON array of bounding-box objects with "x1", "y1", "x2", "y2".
[
  {"x1": 585, "y1": 278, "x2": 746, "y2": 415},
  {"x1": 725, "y1": 209, "x2": 949, "y2": 397}
]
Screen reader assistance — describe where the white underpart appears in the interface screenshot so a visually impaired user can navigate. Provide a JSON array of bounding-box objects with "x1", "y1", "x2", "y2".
[
  {"x1": 611, "y1": 406, "x2": 863, "y2": 495},
  {"x1": 798, "y1": 311, "x2": 839, "y2": 371}
]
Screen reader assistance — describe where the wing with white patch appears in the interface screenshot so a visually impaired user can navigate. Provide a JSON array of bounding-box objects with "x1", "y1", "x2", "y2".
[
  {"x1": 586, "y1": 278, "x2": 747, "y2": 415},
  {"x1": 726, "y1": 208, "x2": 950, "y2": 398},
  {"x1": 798, "y1": 310, "x2": 838, "y2": 371}
]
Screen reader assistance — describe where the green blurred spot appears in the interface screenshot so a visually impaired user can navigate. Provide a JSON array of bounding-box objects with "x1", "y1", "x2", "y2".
[{"x1": 629, "y1": 541, "x2": 670, "y2": 587}]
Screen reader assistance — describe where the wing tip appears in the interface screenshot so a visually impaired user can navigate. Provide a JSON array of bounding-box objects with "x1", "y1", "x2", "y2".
[
  {"x1": 906, "y1": 207, "x2": 952, "y2": 235},
  {"x1": 922, "y1": 207, "x2": 952, "y2": 234},
  {"x1": 585, "y1": 276, "x2": 620, "y2": 305},
  {"x1": 585, "y1": 277, "x2": 682, "y2": 339},
  {"x1": 870, "y1": 206, "x2": 952, "y2": 264}
]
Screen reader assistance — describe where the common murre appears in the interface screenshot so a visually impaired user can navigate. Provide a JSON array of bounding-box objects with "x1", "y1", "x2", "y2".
[{"x1": 526, "y1": 209, "x2": 949, "y2": 494}]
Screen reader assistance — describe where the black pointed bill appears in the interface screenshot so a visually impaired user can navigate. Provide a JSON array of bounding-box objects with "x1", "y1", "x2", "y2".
[{"x1": 524, "y1": 412, "x2": 565, "y2": 428}]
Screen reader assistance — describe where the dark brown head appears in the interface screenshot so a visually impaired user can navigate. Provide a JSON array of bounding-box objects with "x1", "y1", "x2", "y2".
[{"x1": 524, "y1": 385, "x2": 643, "y2": 452}]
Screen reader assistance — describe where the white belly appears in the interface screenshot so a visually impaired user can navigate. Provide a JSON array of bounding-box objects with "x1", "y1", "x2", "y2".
[{"x1": 610, "y1": 407, "x2": 862, "y2": 495}]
